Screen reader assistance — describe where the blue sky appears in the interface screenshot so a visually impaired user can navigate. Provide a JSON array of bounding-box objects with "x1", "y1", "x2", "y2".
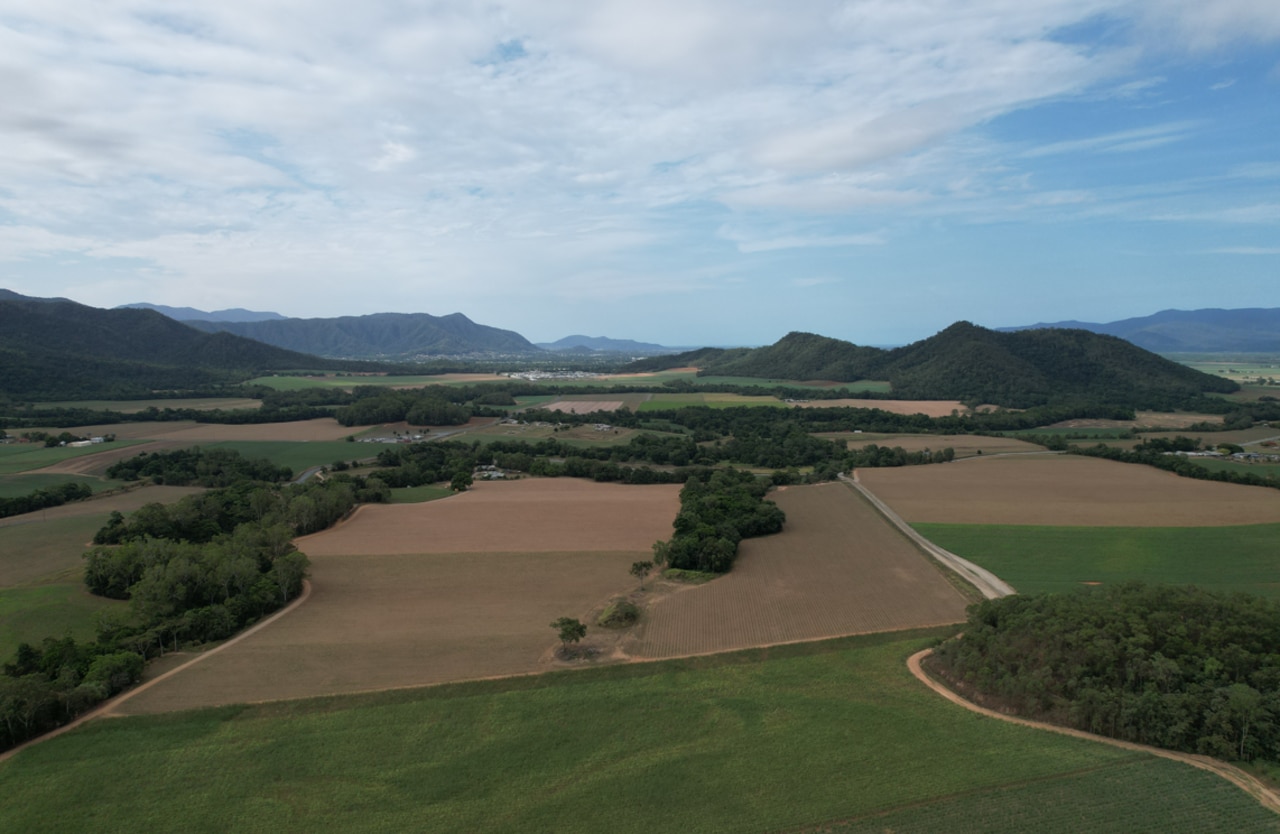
[{"x1": 0, "y1": 1, "x2": 1277, "y2": 347}]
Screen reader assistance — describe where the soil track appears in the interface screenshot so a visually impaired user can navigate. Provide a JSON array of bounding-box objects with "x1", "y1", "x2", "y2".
[
  {"x1": 908, "y1": 648, "x2": 1280, "y2": 816},
  {"x1": 629, "y1": 482, "x2": 969, "y2": 658},
  {"x1": 858, "y1": 455, "x2": 1280, "y2": 526}
]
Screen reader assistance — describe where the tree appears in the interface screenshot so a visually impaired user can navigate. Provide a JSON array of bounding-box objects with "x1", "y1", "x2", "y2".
[
  {"x1": 450, "y1": 472, "x2": 473, "y2": 492},
  {"x1": 630, "y1": 560, "x2": 654, "y2": 590},
  {"x1": 551, "y1": 617, "x2": 586, "y2": 650}
]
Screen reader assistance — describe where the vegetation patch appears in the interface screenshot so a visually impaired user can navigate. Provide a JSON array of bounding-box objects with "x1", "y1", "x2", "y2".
[
  {"x1": 386, "y1": 485, "x2": 453, "y2": 504},
  {"x1": 596, "y1": 598, "x2": 639, "y2": 628},
  {"x1": 915, "y1": 521, "x2": 1280, "y2": 598},
  {"x1": 0, "y1": 584, "x2": 123, "y2": 663}
]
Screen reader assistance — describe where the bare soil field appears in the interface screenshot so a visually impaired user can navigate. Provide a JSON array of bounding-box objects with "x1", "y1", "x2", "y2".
[
  {"x1": 298, "y1": 479, "x2": 679, "y2": 555},
  {"x1": 113, "y1": 479, "x2": 680, "y2": 713},
  {"x1": 111, "y1": 550, "x2": 644, "y2": 713},
  {"x1": 628, "y1": 482, "x2": 969, "y2": 659},
  {"x1": 540, "y1": 399, "x2": 627, "y2": 414},
  {"x1": 0, "y1": 485, "x2": 203, "y2": 530},
  {"x1": 857, "y1": 455, "x2": 1280, "y2": 527},
  {"x1": 816, "y1": 433, "x2": 1044, "y2": 458},
  {"x1": 794, "y1": 399, "x2": 966, "y2": 417},
  {"x1": 1050, "y1": 411, "x2": 1224, "y2": 430}
]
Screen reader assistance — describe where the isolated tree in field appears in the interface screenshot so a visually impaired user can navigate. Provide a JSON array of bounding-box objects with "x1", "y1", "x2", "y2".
[
  {"x1": 630, "y1": 560, "x2": 654, "y2": 590},
  {"x1": 450, "y1": 471, "x2": 473, "y2": 492},
  {"x1": 551, "y1": 616, "x2": 586, "y2": 649}
]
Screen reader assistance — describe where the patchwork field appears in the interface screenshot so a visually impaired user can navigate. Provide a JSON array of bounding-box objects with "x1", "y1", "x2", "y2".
[
  {"x1": 113, "y1": 480, "x2": 680, "y2": 713},
  {"x1": 0, "y1": 441, "x2": 148, "y2": 475},
  {"x1": 631, "y1": 482, "x2": 969, "y2": 658},
  {"x1": 5, "y1": 633, "x2": 1275, "y2": 834},
  {"x1": 539, "y1": 399, "x2": 628, "y2": 414},
  {"x1": 857, "y1": 455, "x2": 1280, "y2": 526},
  {"x1": 914, "y1": 522, "x2": 1280, "y2": 599},
  {"x1": 637, "y1": 392, "x2": 787, "y2": 410}
]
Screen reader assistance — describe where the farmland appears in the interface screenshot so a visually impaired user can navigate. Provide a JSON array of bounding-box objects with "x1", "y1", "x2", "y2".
[
  {"x1": 816, "y1": 432, "x2": 1044, "y2": 458},
  {"x1": 0, "y1": 441, "x2": 147, "y2": 475},
  {"x1": 3, "y1": 632, "x2": 1275, "y2": 833},
  {"x1": 112, "y1": 479, "x2": 680, "y2": 713},
  {"x1": 914, "y1": 522, "x2": 1280, "y2": 598},
  {"x1": 631, "y1": 482, "x2": 969, "y2": 658},
  {"x1": 856, "y1": 454, "x2": 1280, "y2": 526}
]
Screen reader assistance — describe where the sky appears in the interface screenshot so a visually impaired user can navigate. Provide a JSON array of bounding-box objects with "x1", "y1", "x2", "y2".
[{"x1": 1, "y1": 2, "x2": 1278, "y2": 347}]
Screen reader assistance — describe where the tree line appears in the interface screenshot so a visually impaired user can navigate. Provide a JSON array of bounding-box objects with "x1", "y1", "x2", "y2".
[
  {"x1": 0, "y1": 481, "x2": 94, "y2": 520},
  {"x1": 651, "y1": 468, "x2": 786, "y2": 574}
]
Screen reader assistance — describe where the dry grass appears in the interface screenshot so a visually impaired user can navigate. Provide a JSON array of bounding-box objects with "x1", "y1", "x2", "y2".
[
  {"x1": 628, "y1": 482, "x2": 969, "y2": 659},
  {"x1": 857, "y1": 455, "x2": 1280, "y2": 527},
  {"x1": 794, "y1": 399, "x2": 967, "y2": 417}
]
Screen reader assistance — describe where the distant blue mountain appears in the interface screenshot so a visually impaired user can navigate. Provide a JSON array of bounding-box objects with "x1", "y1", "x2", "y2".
[
  {"x1": 1001, "y1": 308, "x2": 1280, "y2": 353},
  {"x1": 117, "y1": 302, "x2": 287, "y2": 323},
  {"x1": 537, "y1": 335, "x2": 687, "y2": 354}
]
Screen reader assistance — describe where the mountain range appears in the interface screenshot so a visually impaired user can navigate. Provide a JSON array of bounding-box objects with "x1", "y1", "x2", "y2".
[
  {"x1": 117, "y1": 302, "x2": 287, "y2": 323},
  {"x1": 1003, "y1": 308, "x2": 1280, "y2": 353}
]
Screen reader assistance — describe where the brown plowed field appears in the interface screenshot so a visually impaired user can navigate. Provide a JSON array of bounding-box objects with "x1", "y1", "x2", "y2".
[
  {"x1": 816, "y1": 433, "x2": 1044, "y2": 457},
  {"x1": 114, "y1": 479, "x2": 680, "y2": 713},
  {"x1": 297, "y1": 479, "x2": 680, "y2": 555},
  {"x1": 794, "y1": 399, "x2": 966, "y2": 417},
  {"x1": 857, "y1": 455, "x2": 1280, "y2": 526},
  {"x1": 628, "y1": 482, "x2": 969, "y2": 659}
]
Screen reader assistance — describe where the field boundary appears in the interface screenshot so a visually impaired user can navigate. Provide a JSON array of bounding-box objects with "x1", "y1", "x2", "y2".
[
  {"x1": 0, "y1": 579, "x2": 314, "y2": 764},
  {"x1": 840, "y1": 472, "x2": 1015, "y2": 599},
  {"x1": 908, "y1": 648, "x2": 1280, "y2": 816}
]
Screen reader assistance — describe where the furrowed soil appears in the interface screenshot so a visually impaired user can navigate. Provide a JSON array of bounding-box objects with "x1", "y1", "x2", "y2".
[
  {"x1": 629, "y1": 482, "x2": 969, "y2": 658},
  {"x1": 112, "y1": 479, "x2": 680, "y2": 713},
  {"x1": 857, "y1": 455, "x2": 1280, "y2": 526},
  {"x1": 816, "y1": 433, "x2": 1044, "y2": 457}
]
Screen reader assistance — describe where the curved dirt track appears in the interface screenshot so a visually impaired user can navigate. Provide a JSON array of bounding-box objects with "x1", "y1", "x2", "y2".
[{"x1": 908, "y1": 648, "x2": 1280, "y2": 816}]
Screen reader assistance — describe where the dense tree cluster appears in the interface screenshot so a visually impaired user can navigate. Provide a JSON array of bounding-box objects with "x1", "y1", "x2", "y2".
[
  {"x1": 106, "y1": 446, "x2": 293, "y2": 487},
  {"x1": 335, "y1": 387, "x2": 472, "y2": 426},
  {"x1": 932, "y1": 584, "x2": 1280, "y2": 762},
  {"x1": 652, "y1": 469, "x2": 785, "y2": 573},
  {"x1": 0, "y1": 481, "x2": 93, "y2": 520}
]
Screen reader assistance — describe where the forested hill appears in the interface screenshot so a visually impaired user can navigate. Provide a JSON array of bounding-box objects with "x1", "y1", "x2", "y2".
[
  {"x1": 0, "y1": 294, "x2": 370, "y2": 400},
  {"x1": 187, "y1": 311, "x2": 540, "y2": 359},
  {"x1": 625, "y1": 323, "x2": 1239, "y2": 408}
]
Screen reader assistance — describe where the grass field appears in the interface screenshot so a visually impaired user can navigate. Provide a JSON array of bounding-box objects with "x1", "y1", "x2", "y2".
[
  {"x1": 637, "y1": 392, "x2": 787, "y2": 411},
  {"x1": 1190, "y1": 458, "x2": 1280, "y2": 481},
  {"x1": 4, "y1": 631, "x2": 1274, "y2": 833},
  {"x1": 914, "y1": 522, "x2": 1280, "y2": 598},
  {"x1": 0, "y1": 583, "x2": 123, "y2": 662},
  {"x1": 387, "y1": 485, "x2": 454, "y2": 504},
  {"x1": 462, "y1": 422, "x2": 644, "y2": 447},
  {"x1": 817, "y1": 433, "x2": 1045, "y2": 458},
  {"x1": 203, "y1": 441, "x2": 375, "y2": 473},
  {"x1": 38, "y1": 398, "x2": 263, "y2": 412},
  {"x1": 0, "y1": 441, "x2": 146, "y2": 475},
  {"x1": 249, "y1": 373, "x2": 509, "y2": 391},
  {"x1": 0, "y1": 473, "x2": 110, "y2": 499}
]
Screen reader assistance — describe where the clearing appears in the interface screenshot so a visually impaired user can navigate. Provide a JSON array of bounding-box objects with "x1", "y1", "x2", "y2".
[
  {"x1": 857, "y1": 454, "x2": 1280, "y2": 526},
  {"x1": 630, "y1": 482, "x2": 970, "y2": 658}
]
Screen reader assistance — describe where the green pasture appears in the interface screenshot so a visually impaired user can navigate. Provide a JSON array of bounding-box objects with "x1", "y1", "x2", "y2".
[
  {"x1": 0, "y1": 584, "x2": 122, "y2": 663},
  {"x1": 1176, "y1": 355, "x2": 1280, "y2": 384},
  {"x1": 202, "y1": 441, "x2": 374, "y2": 475},
  {"x1": 387, "y1": 485, "x2": 454, "y2": 504},
  {"x1": 0, "y1": 474, "x2": 110, "y2": 499},
  {"x1": 38, "y1": 398, "x2": 263, "y2": 412},
  {"x1": 250, "y1": 374, "x2": 498, "y2": 392},
  {"x1": 1190, "y1": 458, "x2": 1280, "y2": 481},
  {"x1": 0, "y1": 515, "x2": 112, "y2": 588},
  {"x1": 915, "y1": 522, "x2": 1280, "y2": 598},
  {"x1": 7, "y1": 629, "x2": 1268, "y2": 833},
  {"x1": 637, "y1": 392, "x2": 787, "y2": 411},
  {"x1": 0, "y1": 441, "x2": 145, "y2": 475}
]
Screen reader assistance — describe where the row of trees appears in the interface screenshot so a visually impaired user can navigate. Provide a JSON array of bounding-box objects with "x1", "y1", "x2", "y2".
[
  {"x1": 0, "y1": 481, "x2": 93, "y2": 520},
  {"x1": 106, "y1": 446, "x2": 293, "y2": 487},
  {"x1": 932, "y1": 583, "x2": 1280, "y2": 761},
  {"x1": 1069, "y1": 439, "x2": 1280, "y2": 491}
]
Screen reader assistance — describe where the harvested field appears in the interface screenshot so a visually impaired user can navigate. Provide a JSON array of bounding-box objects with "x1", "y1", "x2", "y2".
[
  {"x1": 1050, "y1": 411, "x2": 1224, "y2": 430},
  {"x1": 795, "y1": 399, "x2": 966, "y2": 417},
  {"x1": 112, "y1": 550, "x2": 645, "y2": 713},
  {"x1": 857, "y1": 455, "x2": 1280, "y2": 527},
  {"x1": 299, "y1": 479, "x2": 679, "y2": 555},
  {"x1": 817, "y1": 433, "x2": 1043, "y2": 458},
  {"x1": 115, "y1": 479, "x2": 680, "y2": 712},
  {"x1": 0, "y1": 485, "x2": 202, "y2": 530},
  {"x1": 629, "y1": 482, "x2": 969, "y2": 659},
  {"x1": 540, "y1": 399, "x2": 626, "y2": 414}
]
